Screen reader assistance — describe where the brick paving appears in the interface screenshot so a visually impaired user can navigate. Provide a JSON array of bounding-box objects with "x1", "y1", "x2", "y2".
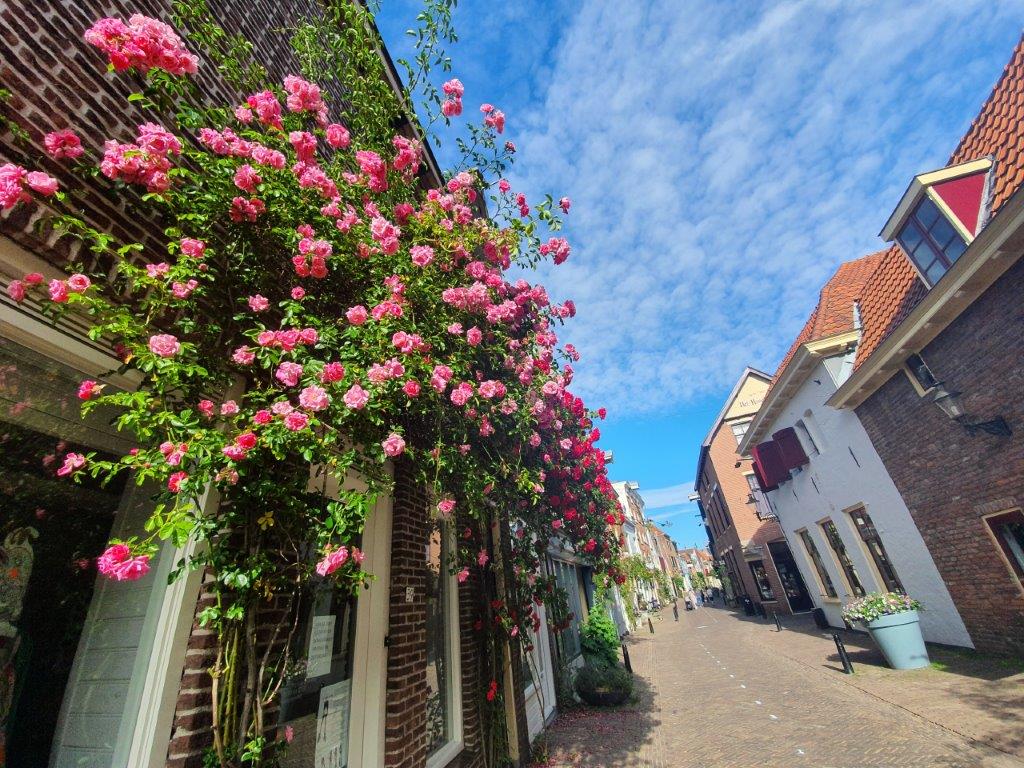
[{"x1": 533, "y1": 604, "x2": 1024, "y2": 767}]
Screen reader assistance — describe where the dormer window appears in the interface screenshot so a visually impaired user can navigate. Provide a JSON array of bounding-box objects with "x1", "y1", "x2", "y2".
[
  {"x1": 896, "y1": 196, "x2": 967, "y2": 286},
  {"x1": 881, "y1": 157, "x2": 993, "y2": 288}
]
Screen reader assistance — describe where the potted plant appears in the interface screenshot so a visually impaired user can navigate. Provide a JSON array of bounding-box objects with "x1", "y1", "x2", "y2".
[
  {"x1": 573, "y1": 663, "x2": 633, "y2": 707},
  {"x1": 842, "y1": 592, "x2": 929, "y2": 670}
]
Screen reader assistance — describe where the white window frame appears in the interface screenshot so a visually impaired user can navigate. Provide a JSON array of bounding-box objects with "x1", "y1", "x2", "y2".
[{"x1": 425, "y1": 524, "x2": 464, "y2": 768}]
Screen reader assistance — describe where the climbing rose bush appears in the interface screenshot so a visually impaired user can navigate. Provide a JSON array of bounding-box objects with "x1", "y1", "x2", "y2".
[{"x1": 4, "y1": 4, "x2": 626, "y2": 765}]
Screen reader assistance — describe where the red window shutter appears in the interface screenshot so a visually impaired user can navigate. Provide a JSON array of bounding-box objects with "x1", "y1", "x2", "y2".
[
  {"x1": 751, "y1": 454, "x2": 776, "y2": 493},
  {"x1": 772, "y1": 427, "x2": 809, "y2": 471},
  {"x1": 752, "y1": 440, "x2": 789, "y2": 490}
]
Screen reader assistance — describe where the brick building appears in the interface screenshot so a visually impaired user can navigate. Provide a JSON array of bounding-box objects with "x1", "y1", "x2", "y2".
[
  {"x1": 828, "y1": 37, "x2": 1024, "y2": 655},
  {"x1": 694, "y1": 368, "x2": 813, "y2": 615},
  {"x1": 0, "y1": 3, "x2": 536, "y2": 766}
]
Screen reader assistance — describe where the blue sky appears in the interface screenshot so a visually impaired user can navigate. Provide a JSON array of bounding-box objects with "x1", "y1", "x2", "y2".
[{"x1": 375, "y1": 1, "x2": 1024, "y2": 549}]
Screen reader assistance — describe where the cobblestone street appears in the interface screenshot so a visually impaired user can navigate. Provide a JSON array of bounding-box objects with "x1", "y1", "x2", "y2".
[{"x1": 536, "y1": 604, "x2": 1024, "y2": 767}]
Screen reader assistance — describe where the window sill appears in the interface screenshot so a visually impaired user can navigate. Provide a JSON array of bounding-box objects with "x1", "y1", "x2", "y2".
[{"x1": 426, "y1": 739, "x2": 466, "y2": 768}]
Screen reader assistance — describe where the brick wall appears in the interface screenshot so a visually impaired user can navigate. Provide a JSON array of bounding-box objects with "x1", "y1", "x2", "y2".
[
  {"x1": 856, "y1": 257, "x2": 1024, "y2": 655},
  {"x1": 702, "y1": 420, "x2": 792, "y2": 613}
]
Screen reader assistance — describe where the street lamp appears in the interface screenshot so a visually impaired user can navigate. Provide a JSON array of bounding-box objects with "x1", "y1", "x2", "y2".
[{"x1": 931, "y1": 383, "x2": 1012, "y2": 437}]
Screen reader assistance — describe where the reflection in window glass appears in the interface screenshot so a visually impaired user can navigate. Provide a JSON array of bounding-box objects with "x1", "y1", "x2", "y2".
[
  {"x1": 552, "y1": 559, "x2": 583, "y2": 660},
  {"x1": 820, "y1": 520, "x2": 865, "y2": 597},
  {"x1": 0, "y1": 339, "x2": 129, "y2": 766},
  {"x1": 426, "y1": 527, "x2": 451, "y2": 757},
  {"x1": 278, "y1": 564, "x2": 359, "y2": 767},
  {"x1": 748, "y1": 560, "x2": 775, "y2": 600}
]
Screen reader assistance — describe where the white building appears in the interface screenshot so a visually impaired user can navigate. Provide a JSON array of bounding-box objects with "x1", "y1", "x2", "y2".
[{"x1": 738, "y1": 253, "x2": 972, "y2": 647}]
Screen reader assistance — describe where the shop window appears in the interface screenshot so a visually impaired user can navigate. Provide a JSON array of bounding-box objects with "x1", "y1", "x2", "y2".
[
  {"x1": 819, "y1": 519, "x2": 866, "y2": 597},
  {"x1": 748, "y1": 560, "x2": 775, "y2": 601},
  {"x1": 426, "y1": 526, "x2": 462, "y2": 766},
  {"x1": 984, "y1": 509, "x2": 1024, "y2": 584},
  {"x1": 848, "y1": 507, "x2": 904, "y2": 593},
  {"x1": 798, "y1": 529, "x2": 837, "y2": 599},
  {"x1": 278, "y1": 565, "x2": 359, "y2": 768}
]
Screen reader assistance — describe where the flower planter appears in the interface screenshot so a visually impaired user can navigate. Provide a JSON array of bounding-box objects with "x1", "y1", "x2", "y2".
[
  {"x1": 577, "y1": 687, "x2": 630, "y2": 707},
  {"x1": 865, "y1": 610, "x2": 929, "y2": 670}
]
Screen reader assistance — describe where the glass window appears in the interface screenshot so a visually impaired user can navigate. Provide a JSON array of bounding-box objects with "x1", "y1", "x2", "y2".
[
  {"x1": 426, "y1": 527, "x2": 456, "y2": 759},
  {"x1": 278, "y1": 563, "x2": 359, "y2": 768},
  {"x1": 730, "y1": 420, "x2": 750, "y2": 447},
  {"x1": 795, "y1": 419, "x2": 819, "y2": 456},
  {"x1": 799, "y1": 530, "x2": 837, "y2": 599},
  {"x1": 985, "y1": 510, "x2": 1024, "y2": 582},
  {"x1": 748, "y1": 560, "x2": 775, "y2": 601},
  {"x1": 820, "y1": 519, "x2": 866, "y2": 597},
  {"x1": 551, "y1": 559, "x2": 583, "y2": 660},
  {"x1": 848, "y1": 507, "x2": 904, "y2": 593},
  {"x1": 896, "y1": 196, "x2": 969, "y2": 287},
  {"x1": 905, "y1": 353, "x2": 938, "y2": 393}
]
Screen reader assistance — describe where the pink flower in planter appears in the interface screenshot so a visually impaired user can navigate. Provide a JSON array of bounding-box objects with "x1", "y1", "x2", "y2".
[
  {"x1": 44, "y1": 129, "x2": 85, "y2": 160},
  {"x1": 299, "y1": 385, "x2": 329, "y2": 411},
  {"x1": 56, "y1": 452, "x2": 86, "y2": 477},
  {"x1": 315, "y1": 545, "x2": 349, "y2": 576},
  {"x1": 283, "y1": 411, "x2": 309, "y2": 431},
  {"x1": 148, "y1": 334, "x2": 180, "y2": 358},
  {"x1": 275, "y1": 362, "x2": 303, "y2": 387},
  {"x1": 381, "y1": 432, "x2": 405, "y2": 457}
]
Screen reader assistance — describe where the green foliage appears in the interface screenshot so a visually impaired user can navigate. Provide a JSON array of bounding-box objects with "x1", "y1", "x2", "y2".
[
  {"x1": 573, "y1": 663, "x2": 633, "y2": 703},
  {"x1": 580, "y1": 601, "x2": 620, "y2": 668}
]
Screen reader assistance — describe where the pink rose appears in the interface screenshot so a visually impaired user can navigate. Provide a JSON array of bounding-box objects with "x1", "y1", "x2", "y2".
[
  {"x1": 381, "y1": 432, "x2": 405, "y2": 457},
  {"x1": 284, "y1": 411, "x2": 309, "y2": 431},
  {"x1": 343, "y1": 384, "x2": 369, "y2": 410},
  {"x1": 559, "y1": 196, "x2": 571, "y2": 214},
  {"x1": 220, "y1": 400, "x2": 240, "y2": 416},
  {"x1": 44, "y1": 129, "x2": 85, "y2": 160},
  {"x1": 403, "y1": 380, "x2": 421, "y2": 398},
  {"x1": 316, "y1": 545, "x2": 349, "y2": 576},
  {"x1": 477, "y1": 548, "x2": 489, "y2": 567},
  {"x1": 457, "y1": 567, "x2": 470, "y2": 583},
  {"x1": 97, "y1": 545, "x2": 150, "y2": 582},
  {"x1": 275, "y1": 362, "x2": 303, "y2": 387},
  {"x1": 25, "y1": 171, "x2": 59, "y2": 196},
  {"x1": 248, "y1": 294, "x2": 269, "y2": 311},
  {"x1": 320, "y1": 362, "x2": 345, "y2": 383},
  {"x1": 236, "y1": 431, "x2": 258, "y2": 450},
  {"x1": 291, "y1": 286, "x2": 306, "y2": 300},
  {"x1": 56, "y1": 452, "x2": 86, "y2": 477},
  {"x1": 180, "y1": 238, "x2": 206, "y2": 258},
  {"x1": 346, "y1": 305, "x2": 368, "y2": 325},
  {"x1": 233, "y1": 164, "x2": 261, "y2": 193},
  {"x1": 78, "y1": 380, "x2": 103, "y2": 400},
  {"x1": 48, "y1": 279, "x2": 68, "y2": 303},
  {"x1": 437, "y1": 498, "x2": 455, "y2": 519},
  {"x1": 24, "y1": 272, "x2": 44, "y2": 285},
  {"x1": 168, "y1": 470, "x2": 188, "y2": 492},
  {"x1": 466, "y1": 326, "x2": 483, "y2": 346},
  {"x1": 7, "y1": 280, "x2": 26, "y2": 303},
  {"x1": 198, "y1": 400, "x2": 215, "y2": 418},
  {"x1": 67, "y1": 274, "x2": 91, "y2": 293},
  {"x1": 271, "y1": 400, "x2": 294, "y2": 416},
  {"x1": 325, "y1": 123, "x2": 351, "y2": 149},
  {"x1": 232, "y1": 346, "x2": 255, "y2": 365},
  {"x1": 299, "y1": 385, "x2": 329, "y2": 411},
  {"x1": 148, "y1": 334, "x2": 180, "y2": 358},
  {"x1": 222, "y1": 444, "x2": 247, "y2": 461},
  {"x1": 253, "y1": 409, "x2": 272, "y2": 425},
  {"x1": 410, "y1": 245, "x2": 434, "y2": 267}
]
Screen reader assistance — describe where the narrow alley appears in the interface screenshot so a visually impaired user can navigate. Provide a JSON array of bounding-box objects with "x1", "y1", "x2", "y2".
[{"x1": 536, "y1": 604, "x2": 1024, "y2": 768}]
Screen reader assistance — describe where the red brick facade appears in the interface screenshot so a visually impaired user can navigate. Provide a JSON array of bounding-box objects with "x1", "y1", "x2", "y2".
[{"x1": 855, "y1": 257, "x2": 1024, "y2": 656}]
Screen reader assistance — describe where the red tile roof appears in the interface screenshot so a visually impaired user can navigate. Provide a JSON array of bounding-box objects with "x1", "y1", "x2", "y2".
[
  {"x1": 854, "y1": 34, "x2": 1024, "y2": 370},
  {"x1": 771, "y1": 250, "x2": 886, "y2": 385}
]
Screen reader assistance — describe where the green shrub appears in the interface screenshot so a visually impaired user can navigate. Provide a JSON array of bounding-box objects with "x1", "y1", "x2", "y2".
[
  {"x1": 580, "y1": 602, "x2": 620, "y2": 667},
  {"x1": 573, "y1": 663, "x2": 633, "y2": 704}
]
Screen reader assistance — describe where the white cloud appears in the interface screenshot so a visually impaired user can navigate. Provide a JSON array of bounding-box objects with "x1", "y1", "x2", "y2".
[
  {"x1": 636, "y1": 481, "x2": 696, "y2": 510},
  {"x1": 495, "y1": 0, "x2": 1024, "y2": 415}
]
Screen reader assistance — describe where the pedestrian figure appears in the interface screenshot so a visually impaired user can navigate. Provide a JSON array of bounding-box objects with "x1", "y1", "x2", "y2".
[{"x1": 673, "y1": 601, "x2": 679, "y2": 621}]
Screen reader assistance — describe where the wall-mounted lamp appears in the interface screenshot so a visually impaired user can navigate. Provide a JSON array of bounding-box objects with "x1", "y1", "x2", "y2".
[{"x1": 931, "y1": 383, "x2": 1012, "y2": 437}]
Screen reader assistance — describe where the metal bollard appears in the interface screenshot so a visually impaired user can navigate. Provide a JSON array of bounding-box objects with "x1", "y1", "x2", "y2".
[
  {"x1": 648, "y1": 616, "x2": 655, "y2": 634},
  {"x1": 832, "y1": 632, "x2": 854, "y2": 674},
  {"x1": 621, "y1": 642, "x2": 633, "y2": 674},
  {"x1": 773, "y1": 612, "x2": 782, "y2": 632}
]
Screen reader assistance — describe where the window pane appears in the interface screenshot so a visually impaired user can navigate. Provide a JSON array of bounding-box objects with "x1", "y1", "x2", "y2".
[
  {"x1": 553, "y1": 559, "x2": 583, "y2": 660},
  {"x1": 821, "y1": 520, "x2": 865, "y2": 597},
  {"x1": 731, "y1": 420, "x2": 750, "y2": 446},
  {"x1": 924, "y1": 259, "x2": 948, "y2": 286},
  {"x1": 748, "y1": 560, "x2": 775, "y2": 600},
  {"x1": 928, "y1": 214, "x2": 957, "y2": 250},
  {"x1": 426, "y1": 529, "x2": 450, "y2": 756},
  {"x1": 916, "y1": 196, "x2": 941, "y2": 229},
  {"x1": 944, "y1": 236, "x2": 967, "y2": 264},
  {"x1": 800, "y1": 530, "x2": 837, "y2": 598},
  {"x1": 898, "y1": 220, "x2": 924, "y2": 253},
  {"x1": 986, "y1": 512, "x2": 1024, "y2": 581},
  {"x1": 849, "y1": 509, "x2": 904, "y2": 593}
]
